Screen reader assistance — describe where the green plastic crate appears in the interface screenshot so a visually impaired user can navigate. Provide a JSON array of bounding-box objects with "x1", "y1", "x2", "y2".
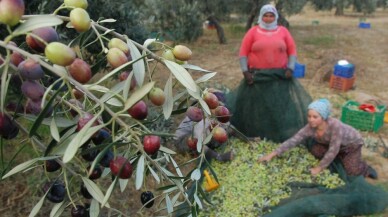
[{"x1": 341, "y1": 100, "x2": 386, "y2": 132}]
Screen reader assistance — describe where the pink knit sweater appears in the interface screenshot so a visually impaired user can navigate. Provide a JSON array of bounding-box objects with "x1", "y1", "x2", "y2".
[{"x1": 239, "y1": 25, "x2": 297, "y2": 69}]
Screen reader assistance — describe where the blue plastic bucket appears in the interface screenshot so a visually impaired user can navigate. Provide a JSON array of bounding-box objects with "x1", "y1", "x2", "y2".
[
  {"x1": 358, "y1": 22, "x2": 371, "y2": 29},
  {"x1": 293, "y1": 63, "x2": 305, "y2": 78}
]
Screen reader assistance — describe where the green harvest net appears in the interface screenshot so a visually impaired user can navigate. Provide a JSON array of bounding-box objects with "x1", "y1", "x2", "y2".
[
  {"x1": 226, "y1": 69, "x2": 312, "y2": 143},
  {"x1": 264, "y1": 175, "x2": 388, "y2": 217},
  {"x1": 263, "y1": 140, "x2": 388, "y2": 217}
]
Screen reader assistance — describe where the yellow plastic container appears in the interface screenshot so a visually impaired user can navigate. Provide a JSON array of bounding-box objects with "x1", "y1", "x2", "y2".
[
  {"x1": 204, "y1": 170, "x2": 219, "y2": 192},
  {"x1": 385, "y1": 112, "x2": 388, "y2": 123}
]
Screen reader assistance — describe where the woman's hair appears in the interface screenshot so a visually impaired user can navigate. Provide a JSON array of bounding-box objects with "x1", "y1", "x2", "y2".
[
  {"x1": 308, "y1": 99, "x2": 331, "y2": 120},
  {"x1": 257, "y1": 4, "x2": 278, "y2": 30}
]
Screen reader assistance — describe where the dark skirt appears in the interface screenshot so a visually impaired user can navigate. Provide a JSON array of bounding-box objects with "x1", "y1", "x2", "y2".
[
  {"x1": 310, "y1": 143, "x2": 369, "y2": 176},
  {"x1": 227, "y1": 68, "x2": 312, "y2": 142}
]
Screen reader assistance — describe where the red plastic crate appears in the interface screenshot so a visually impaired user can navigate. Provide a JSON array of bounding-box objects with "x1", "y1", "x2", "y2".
[{"x1": 329, "y1": 74, "x2": 355, "y2": 91}]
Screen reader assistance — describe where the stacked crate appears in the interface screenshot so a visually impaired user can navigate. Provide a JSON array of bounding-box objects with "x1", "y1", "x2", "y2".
[{"x1": 329, "y1": 62, "x2": 355, "y2": 91}]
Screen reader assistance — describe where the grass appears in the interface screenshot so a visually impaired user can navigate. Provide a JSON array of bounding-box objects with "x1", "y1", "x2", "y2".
[{"x1": 302, "y1": 35, "x2": 335, "y2": 47}]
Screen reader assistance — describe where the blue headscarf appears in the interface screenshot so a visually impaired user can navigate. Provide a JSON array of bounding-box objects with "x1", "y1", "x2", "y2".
[
  {"x1": 308, "y1": 99, "x2": 331, "y2": 120},
  {"x1": 258, "y1": 4, "x2": 278, "y2": 30}
]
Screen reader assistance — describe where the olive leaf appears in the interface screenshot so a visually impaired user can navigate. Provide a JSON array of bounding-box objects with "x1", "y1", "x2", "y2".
[
  {"x1": 197, "y1": 136, "x2": 203, "y2": 153},
  {"x1": 2, "y1": 158, "x2": 39, "y2": 179},
  {"x1": 195, "y1": 72, "x2": 217, "y2": 83},
  {"x1": 135, "y1": 155, "x2": 145, "y2": 190},
  {"x1": 93, "y1": 59, "x2": 137, "y2": 86},
  {"x1": 143, "y1": 38, "x2": 156, "y2": 51},
  {"x1": 159, "y1": 146, "x2": 176, "y2": 155},
  {"x1": 98, "y1": 19, "x2": 116, "y2": 23},
  {"x1": 122, "y1": 71, "x2": 134, "y2": 100},
  {"x1": 148, "y1": 165, "x2": 160, "y2": 183},
  {"x1": 85, "y1": 84, "x2": 110, "y2": 93},
  {"x1": 126, "y1": 39, "x2": 145, "y2": 86},
  {"x1": 194, "y1": 193, "x2": 203, "y2": 209},
  {"x1": 13, "y1": 15, "x2": 63, "y2": 35},
  {"x1": 198, "y1": 98, "x2": 211, "y2": 115},
  {"x1": 123, "y1": 81, "x2": 155, "y2": 111},
  {"x1": 23, "y1": 115, "x2": 76, "y2": 128},
  {"x1": 28, "y1": 188, "x2": 49, "y2": 217},
  {"x1": 50, "y1": 118, "x2": 60, "y2": 142},
  {"x1": 171, "y1": 192, "x2": 181, "y2": 206},
  {"x1": 190, "y1": 169, "x2": 201, "y2": 181},
  {"x1": 50, "y1": 201, "x2": 66, "y2": 217},
  {"x1": 90, "y1": 199, "x2": 100, "y2": 217},
  {"x1": 163, "y1": 74, "x2": 173, "y2": 119},
  {"x1": 82, "y1": 177, "x2": 110, "y2": 208},
  {"x1": 119, "y1": 178, "x2": 129, "y2": 192},
  {"x1": 29, "y1": 82, "x2": 63, "y2": 137},
  {"x1": 169, "y1": 155, "x2": 183, "y2": 178},
  {"x1": 182, "y1": 63, "x2": 214, "y2": 73},
  {"x1": 99, "y1": 81, "x2": 125, "y2": 103},
  {"x1": 0, "y1": 62, "x2": 10, "y2": 110},
  {"x1": 101, "y1": 176, "x2": 118, "y2": 207},
  {"x1": 106, "y1": 97, "x2": 123, "y2": 107},
  {"x1": 165, "y1": 194, "x2": 173, "y2": 214},
  {"x1": 164, "y1": 59, "x2": 197, "y2": 92},
  {"x1": 63, "y1": 123, "x2": 105, "y2": 163}
]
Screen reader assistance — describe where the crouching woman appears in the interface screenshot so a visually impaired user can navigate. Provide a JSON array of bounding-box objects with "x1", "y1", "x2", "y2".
[{"x1": 258, "y1": 99, "x2": 377, "y2": 179}]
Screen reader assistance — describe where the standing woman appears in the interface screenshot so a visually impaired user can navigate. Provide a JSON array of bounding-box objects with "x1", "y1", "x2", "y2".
[{"x1": 228, "y1": 4, "x2": 311, "y2": 142}]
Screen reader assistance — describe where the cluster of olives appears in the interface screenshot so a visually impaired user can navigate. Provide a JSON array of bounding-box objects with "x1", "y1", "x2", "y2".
[{"x1": 0, "y1": 0, "x2": 220, "y2": 216}]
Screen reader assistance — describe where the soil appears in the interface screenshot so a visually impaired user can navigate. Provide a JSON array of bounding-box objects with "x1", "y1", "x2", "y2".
[{"x1": 1, "y1": 6, "x2": 388, "y2": 217}]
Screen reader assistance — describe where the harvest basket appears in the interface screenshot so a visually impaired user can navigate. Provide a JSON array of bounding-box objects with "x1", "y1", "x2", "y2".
[{"x1": 341, "y1": 100, "x2": 386, "y2": 132}]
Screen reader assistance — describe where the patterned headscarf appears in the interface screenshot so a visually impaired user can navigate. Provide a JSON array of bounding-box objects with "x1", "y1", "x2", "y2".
[
  {"x1": 257, "y1": 4, "x2": 279, "y2": 30},
  {"x1": 308, "y1": 99, "x2": 331, "y2": 120}
]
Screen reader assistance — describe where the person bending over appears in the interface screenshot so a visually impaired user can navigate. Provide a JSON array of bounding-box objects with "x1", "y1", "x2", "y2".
[
  {"x1": 174, "y1": 115, "x2": 234, "y2": 162},
  {"x1": 259, "y1": 99, "x2": 377, "y2": 179}
]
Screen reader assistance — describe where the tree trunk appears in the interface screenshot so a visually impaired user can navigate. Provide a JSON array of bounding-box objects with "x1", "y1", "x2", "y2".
[
  {"x1": 277, "y1": 12, "x2": 289, "y2": 28},
  {"x1": 245, "y1": 3, "x2": 260, "y2": 31},
  {"x1": 275, "y1": 1, "x2": 290, "y2": 28},
  {"x1": 335, "y1": 0, "x2": 345, "y2": 16},
  {"x1": 207, "y1": 16, "x2": 227, "y2": 44}
]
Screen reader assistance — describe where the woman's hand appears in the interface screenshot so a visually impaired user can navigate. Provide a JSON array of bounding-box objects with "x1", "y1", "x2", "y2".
[
  {"x1": 243, "y1": 71, "x2": 254, "y2": 85},
  {"x1": 285, "y1": 68, "x2": 293, "y2": 79},
  {"x1": 258, "y1": 151, "x2": 277, "y2": 163},
  {"x1": 310, "y1": 166, "x2": 323, "y2": 176}
]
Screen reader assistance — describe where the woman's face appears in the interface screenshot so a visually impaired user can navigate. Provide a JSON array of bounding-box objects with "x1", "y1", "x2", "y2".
[
  {"x1": 307, "y1": 109, "x2": 324, "y2": 128},
  {"x1": 262, "y1": 12, "x2": 275, "y2": 24}
]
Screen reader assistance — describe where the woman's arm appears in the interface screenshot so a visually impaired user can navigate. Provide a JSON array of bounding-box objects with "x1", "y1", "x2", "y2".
[
  {"x1": 275, "y1": 124, "x2": 310, "y2": 156},
  {"x1": 258, "y1": 125, "x2": 311, "y2": 162},
  {"x1": 317, "y1": 120, "x2": 343, "y2": 170}
]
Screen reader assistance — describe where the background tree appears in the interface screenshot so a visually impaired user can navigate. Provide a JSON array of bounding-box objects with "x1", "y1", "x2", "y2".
[
  {"x1": 25, "y1": 0, "x2": 149, "y2": 43},
  {"x1": 377, "y1": 0, "x2": 388, "y2": 8},
  {"x1": 310, "y1": 0, "x2": 379, "y2": 16},
  {"x1": 242, "y1": 0, "x2": 307, "y2": 31},
  {"x1": 144, "y1": 0, "x2": 203, "y2": 42}
]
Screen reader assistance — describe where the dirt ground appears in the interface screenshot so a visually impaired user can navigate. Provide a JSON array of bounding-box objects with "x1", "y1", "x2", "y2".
[{"x1": 1, "y1": 6, "x2": 388, "y2": 217}]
